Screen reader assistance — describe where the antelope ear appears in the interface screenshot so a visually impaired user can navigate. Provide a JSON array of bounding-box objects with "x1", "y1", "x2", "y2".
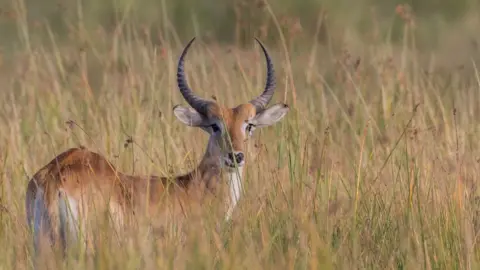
[
  {"x1": 173, "y1": 105, "x2": 210, "y2": 127},
  {"x1": 251, "y1": 103, "x2": 289, "y2": 128}
]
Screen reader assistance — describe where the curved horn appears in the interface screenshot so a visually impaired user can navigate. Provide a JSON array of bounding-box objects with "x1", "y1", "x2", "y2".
[
  {"x1": 249, "y1": 38, "x2": 276, "y2": 112},
  {"x1": 177, "y1": 37, "x2": 211, "y2": 115}
]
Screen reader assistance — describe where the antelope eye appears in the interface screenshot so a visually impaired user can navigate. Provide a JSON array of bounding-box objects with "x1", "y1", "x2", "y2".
[
  {"x1": 211, "y1": 124, "x2": 221, "y2": 133},
  {"x1": 246, "y1": 123, "x2": 255, "y2": 133}
]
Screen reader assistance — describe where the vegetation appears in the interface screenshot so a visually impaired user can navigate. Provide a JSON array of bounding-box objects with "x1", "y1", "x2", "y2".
[{"x1": 1, "y1": 0, "x2": 480, "y2": 269}]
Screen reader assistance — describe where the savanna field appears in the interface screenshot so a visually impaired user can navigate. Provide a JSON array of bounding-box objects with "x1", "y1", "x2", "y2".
[{"x1": 2, "y1": 0, "x2": 480, "y2": 269}]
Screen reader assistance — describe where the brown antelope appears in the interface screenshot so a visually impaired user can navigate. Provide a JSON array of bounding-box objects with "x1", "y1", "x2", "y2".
[{"x1": 25, "y1": 37, "x2": 289, "y2": 255}]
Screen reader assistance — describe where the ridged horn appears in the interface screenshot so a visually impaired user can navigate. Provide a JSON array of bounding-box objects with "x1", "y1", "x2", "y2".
[
  {"x1": 249, "y1": 38, "x2": 276, "y2": 112},
  {"x1": 177, "y1": 37, "x2": 212, "y2": 115}
]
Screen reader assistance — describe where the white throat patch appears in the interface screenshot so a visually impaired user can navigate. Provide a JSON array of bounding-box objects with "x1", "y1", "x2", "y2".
[{"x1": 225, "y1": 167, "x2": 243, "y2": 221}]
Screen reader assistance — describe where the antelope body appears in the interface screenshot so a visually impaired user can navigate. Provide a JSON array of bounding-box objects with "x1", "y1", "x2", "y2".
[{"x1": 25, "y1": 37, "x2": 289, "y2": 255}]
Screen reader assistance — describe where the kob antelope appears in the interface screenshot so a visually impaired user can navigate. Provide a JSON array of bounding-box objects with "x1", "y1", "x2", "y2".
[{"x1": 26, "y1": 37, "x2": 289, "y2": 254}]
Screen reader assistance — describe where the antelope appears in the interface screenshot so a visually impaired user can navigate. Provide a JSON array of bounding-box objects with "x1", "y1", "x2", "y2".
[{"x1": 25, "y1": 37, "x2": 289, "y2": 255}]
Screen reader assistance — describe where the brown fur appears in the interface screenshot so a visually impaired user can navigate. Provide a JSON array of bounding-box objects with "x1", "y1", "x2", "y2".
[
  {"x1": 26, "y1": 147, "x2": 223, "y2": 219},
  {"x1": 207, "y1": 103, "x2": 257, "y2": 153}
]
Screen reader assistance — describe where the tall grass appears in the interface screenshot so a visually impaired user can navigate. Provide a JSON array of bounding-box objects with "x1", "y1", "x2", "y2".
[{"x1": 1, "y1": 0, "x2": 480, "y2": 269}]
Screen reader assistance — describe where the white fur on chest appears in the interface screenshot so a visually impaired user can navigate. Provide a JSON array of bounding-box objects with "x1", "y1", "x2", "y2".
[{"x1": 225, "y1": 168, "x2": 243, "y2": 221}]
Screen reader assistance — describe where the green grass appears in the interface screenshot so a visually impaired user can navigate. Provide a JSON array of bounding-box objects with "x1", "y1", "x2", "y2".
[{"x1": 1, "y1": 0, "x2": 480, "y2": 269}]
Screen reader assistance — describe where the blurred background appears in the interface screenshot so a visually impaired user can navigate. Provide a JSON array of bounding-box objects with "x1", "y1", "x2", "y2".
[
  {"x1": 0, "y1": 0, "x2": 479, "y2": 86},
  {"x1": 0, "y1": 0, "x2": 478, "y2": 51}
]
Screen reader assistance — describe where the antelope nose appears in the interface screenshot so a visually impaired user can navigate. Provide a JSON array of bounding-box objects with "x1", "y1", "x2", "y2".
[
  {"x1": 235, "y1": 152, "x2": 244, "y2": 164},
  {"x1": 228, "y1": 152, "x2": 245, "y2": 164}
]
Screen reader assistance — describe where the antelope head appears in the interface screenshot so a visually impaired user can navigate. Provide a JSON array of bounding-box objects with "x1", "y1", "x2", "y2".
[{"x1": 173, "y1": 37, "x2": 289, "y2": 172}]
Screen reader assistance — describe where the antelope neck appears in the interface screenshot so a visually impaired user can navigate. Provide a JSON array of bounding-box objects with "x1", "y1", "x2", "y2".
[{"x1": 174, "y1": 136, "x2": 244, "y2": 221}]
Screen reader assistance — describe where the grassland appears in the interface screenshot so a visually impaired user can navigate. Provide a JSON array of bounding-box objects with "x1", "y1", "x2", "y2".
[{"x1": 1, "y1": 0, "x2": 480, "y2": 269}]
